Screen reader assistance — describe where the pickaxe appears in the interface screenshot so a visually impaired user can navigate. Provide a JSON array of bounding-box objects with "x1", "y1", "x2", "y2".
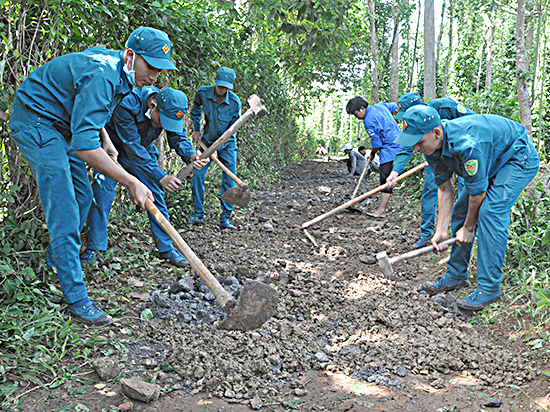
[
  {"x1": 302, "y1": 162, "x2": 428, "y2": 230},
  {"x1": 376, "y1": 238, "x2": 456, "y2": 277},
  {"x1": 176, "y1": 95, "x2": 267, "y2": 182},
  {"x1": 198, "y1": 141, "x2": 251, "y2": 207},
  {"x1": 110, "y1": 157, "x2": 277, "y2": 331}
]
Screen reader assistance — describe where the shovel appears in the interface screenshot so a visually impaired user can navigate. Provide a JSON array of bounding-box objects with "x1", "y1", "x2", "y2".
[
  {"x1": 199, "y1": 141, "x2": 251, "y2": 207},
  {"x1": 111, "y1": 158, "x2": 277, "y2": 331}
]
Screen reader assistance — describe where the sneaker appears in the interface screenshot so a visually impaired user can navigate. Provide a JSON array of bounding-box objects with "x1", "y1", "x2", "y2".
[
  {"x1": 425, "y1": 275, "x2": 469, "y2": 293},
  {"x1": 80, "y1": 249, "x2": 102, "y2": 265},
  {"x1": 160, "y1": 249, "x2": 190, "y2": 268},
  {"x1": 456, "y1": 288, "x2": 501, "y2": 311},
  {"x1": 219, "y1": 220, "x2": 237, "y2": 230},
  {"x1": 67, "y1": 299, "x2": 113, "y2": 326},
  {"x1": 414, "y1": 235, "x2": 432, "y2": 249},
  {"x1": 188, "y1": 215, "x2": 204, "y2": 225}
]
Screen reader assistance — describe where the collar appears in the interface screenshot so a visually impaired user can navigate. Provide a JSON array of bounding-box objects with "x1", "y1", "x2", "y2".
[
  {"x1": 206, "y1": 85, "x2": 230, "y2": 105},
  {"x1": 116, "y1": 51, "x2": 133, "y2": 97}
]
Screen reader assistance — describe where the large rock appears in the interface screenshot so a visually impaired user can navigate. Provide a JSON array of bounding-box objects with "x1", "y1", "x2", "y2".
[
  {"x1": 92, "y1": 357, "x2": 121, "y2": 381},
  {"x1": 120, "y1": 376, "x2": 161, "y2": 403}
]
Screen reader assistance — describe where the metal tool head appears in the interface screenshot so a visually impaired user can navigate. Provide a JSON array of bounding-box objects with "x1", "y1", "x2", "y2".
[
  {"x1": 221, "y1": 187, "x2": 251, "y2": 207},
  {"x1": 248, "y1": 95, "x2": 268, "y2": 118},
  {"x1": 376, "y1": 251, "x2": 393, "y2": 277},
  {"x1": 218, "y1": 280, "x2": 278, "y2": 331}
]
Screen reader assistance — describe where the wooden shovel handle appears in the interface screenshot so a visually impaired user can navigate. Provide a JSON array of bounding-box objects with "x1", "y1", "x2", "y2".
[
  {"x1": 301, "y1": 161, "x2": 428, "y2": 229},
  {"x1": 176, "y1": 108, "x2": 254, "y2": 181},
  {"x1": 108, "y1": 155, "x2": 236, "y2": 312},
  {"x1": 389, "y1": 238, "x2": 457, "y2": 265},
  {"x1": 351, "y1": 158, "x2": 372, "y2": 199},
  {"x1": 199, "y1": 141, "x2": 246, "y2": 188}
]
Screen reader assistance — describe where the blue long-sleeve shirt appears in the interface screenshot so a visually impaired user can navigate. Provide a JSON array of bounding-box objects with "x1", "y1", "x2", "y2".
[
  {"x1": 13, "y1": 47, "x2": 133, "y2": 151},
  {"x1": 106, "y1": 86, "x2": 196, "y2": 183},
  {"x1": 427, "y1": 114, "x2": 535, "y2": 195},
  {"x1": 363, "y1": 103, "x2": 402, "y2": 164},
  {"x1": 392, "y1": 97, "x2": 475, "y2": 174},
  {"x1": 190, "y1": 86, "x2": 241, "y2": 147}
]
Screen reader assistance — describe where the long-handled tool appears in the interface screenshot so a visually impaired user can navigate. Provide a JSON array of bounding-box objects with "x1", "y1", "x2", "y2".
[
  {"x1": 176, "y1": 95, "x2": 267, "y2": 182},
  {"x1": 302, "y1": 161, "x2": 428, "y2": 230},
  {"x1": 198, "y1": 141, "x2": 250, "y2": 207},
  {"x1": 111, "y1": 158, "x2": 277, "y2": 331},
  {"x1": 351, "y1": 158, "x2": 372, "y2": 199},
  {"x1": 376, "y1": 238, "x2": 456, "y2": 277}
]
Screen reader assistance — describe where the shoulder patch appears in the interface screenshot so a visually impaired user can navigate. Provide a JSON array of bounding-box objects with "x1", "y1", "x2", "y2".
[
  {"x1": 464, "y1": 159, "x2": 478, "y2": 176},
  {"x1": 457, "y1": 103, "x2": 467, "y2": 114}
]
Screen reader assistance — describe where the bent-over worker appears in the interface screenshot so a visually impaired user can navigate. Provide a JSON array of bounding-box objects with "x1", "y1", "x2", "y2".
[
  {"x1": 83, "y1": 87, "x2": 208, "y2": 267},
  {"x1": 388, "y1": 93, "x2": 475, "y2": 248},
  {"x1": 9, "y1": 27, "x2": 177, "y2": 325},
  {"x1": 395, "y1": 106, "x2": 539, "y2": 310}
]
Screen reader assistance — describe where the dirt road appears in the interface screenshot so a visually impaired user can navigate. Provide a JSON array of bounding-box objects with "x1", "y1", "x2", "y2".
[{"x1": 22, "y1": 159, "x2": 548, "y2": 412}]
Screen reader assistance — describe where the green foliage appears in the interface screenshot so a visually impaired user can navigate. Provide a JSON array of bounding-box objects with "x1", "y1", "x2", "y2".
[{"x1": 504, "y1": 176, "x2": 550, "y2": 340}]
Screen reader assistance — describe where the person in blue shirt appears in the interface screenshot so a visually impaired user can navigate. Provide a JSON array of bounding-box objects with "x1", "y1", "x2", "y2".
[
  {"x1": 9, "y1": 27, "x2": 177, "y2": 326},
  {"x1": 189, "y1": 67, "x2": 242, "y2": 230},
  {"x1": 388, "y1": 93, "x2": 475, "y2": 248},
  {"x1": 346, "y1": 97, "x2": 402, "y2": 218},
  {"x1": 82, "y1": 87, "x2": 208, "y2": 267},
  {"x1": 395, "y1": 106, "x2": 539, "y2": 310}
]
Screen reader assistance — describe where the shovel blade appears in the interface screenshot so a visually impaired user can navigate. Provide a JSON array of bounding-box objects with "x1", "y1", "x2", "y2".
[
  {"x1": 221, "y1": 187, "x2": 251, "y2": 207},
  {"x1": 218, "y1": 280, "x2": 278, "y2": 331}
]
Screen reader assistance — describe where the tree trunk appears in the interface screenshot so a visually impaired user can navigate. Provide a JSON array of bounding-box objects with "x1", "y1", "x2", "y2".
[
  {"x1": 483, "y1": 12, "x2": 495, "y2": 90},
  {"x1": 155, "y1": 130, "x2": 165, "y2": 168},
  {"x1": 390, "y1": 29, "x2": 400, "y2": 101},
  {"x1": 530, "y1": 0, "x2": 544, "y2": 103},
  {"x1": 516, "y1": 0, "x2": 533, "y2": 137},
  {"x1": 442, "y1": 0, "x2": 454, "y2": 95},
  {"x1": 320, "y1": 99, "x2": 326, "y2": 142},
  {"x1": 435, "y1": 0, "x2": 446, "y2": 80},
  {"x1": 368, "y1": 0, "x2": 380, "y2": 102},
  {"x1": 475, "y1": 43, "x2": 485, "y2": 93},
  {"x1": 424, "y1": 0, "x2": 436, "y2": 100},
  {"x1": 408, "y1": 0, "x2": 422, "y2": 91}
]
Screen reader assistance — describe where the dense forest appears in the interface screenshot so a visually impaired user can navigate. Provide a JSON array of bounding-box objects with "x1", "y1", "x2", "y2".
[{"x1": 1, "y1": 0, "x2": 549, "y2": 410}]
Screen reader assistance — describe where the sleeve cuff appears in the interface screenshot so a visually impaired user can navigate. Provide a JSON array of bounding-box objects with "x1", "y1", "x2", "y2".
[
  {"x1": 71, "y1": 132, "x2": 101, "y2": 151},
  {"x1": 151, "y1": 168, "x2": 167, "y2": 182}
]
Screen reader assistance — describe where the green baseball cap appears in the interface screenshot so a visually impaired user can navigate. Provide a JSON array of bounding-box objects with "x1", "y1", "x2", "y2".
[
  {"x1": 157, "y1": 88, "x2": 188, "y2": 133},
  {"x1": 125, "y1": 27, "x2": 178, "y2": 71},
  {"x1": 215, "y1": 67, "x2": 236, "y2": 89},
  {"x1": 395, "y1": 92, "x2": 423, "y2": 120},
  {"x1": 395, "y1": 106, "x2": 441, "y2": 147}
]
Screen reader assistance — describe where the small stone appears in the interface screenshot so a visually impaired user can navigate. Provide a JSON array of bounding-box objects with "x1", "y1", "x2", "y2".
[
  {"x1": 294, "y1": 388, "x2": 308, "y2": 396},
  {"x1": 250, "y1": 398, "x2": 263, "y2": 410},
  {"x1": 126, "y1": 277, "x2": 144, "y2": 287},
  {"x1": 120, "y1": 376, "x2": 161, "y2": 403},
  {"x1": 225, "y1": 389, "x2": 235, "y2": 398},
  {"x1": 144, "y1": 358, "x2": 156, "y2": 369},
  {"x1": 430, "y1": 378, "x2": 446, "y2": 389},
  {"x1": 315, "y1": 352, "x2": 329, "y2": 362},
  {"x1": 396, "y1": 367, "x2": 408, "y2": 377},
  {"x1": 118, "y1": 401, "x2": 134, "y2": 411},
  {"x1": 419, "y1": 369, "x2": 429, "y2": 375},
  {"x1": 92, "y1": 357, "x2": 121, "y2": 381},
  {"x1": 261, "y1": 223, "x2": 274, "y2": 232},
  {"x1": 258, "y1": 216, "x2": 271, "y2": 222}
]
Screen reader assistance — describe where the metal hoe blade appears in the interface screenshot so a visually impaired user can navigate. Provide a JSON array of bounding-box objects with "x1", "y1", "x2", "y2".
[
  {"x1": 221, "y1": 187, "x2": 251, "y2": 207},
  {"x1": 218, "y1": 280, "x2": 278, "y2": 331}
]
